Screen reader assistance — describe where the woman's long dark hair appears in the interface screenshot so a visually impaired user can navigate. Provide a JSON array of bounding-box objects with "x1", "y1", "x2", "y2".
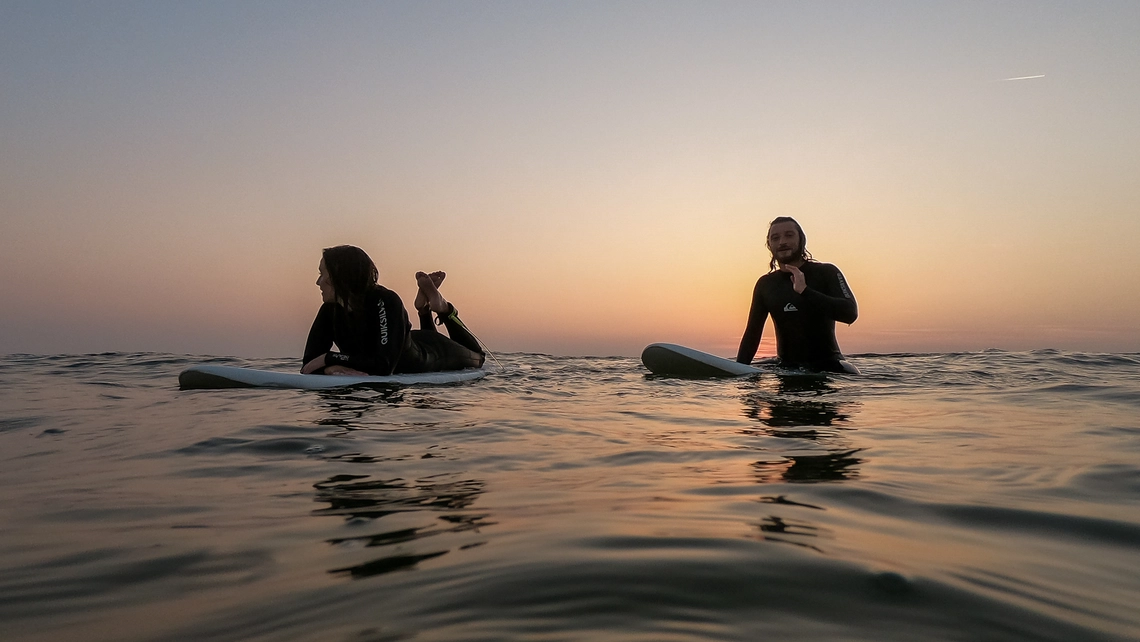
[
  {"x1": 322, "y1": 245, "x2": 379, "y2": 310},
  {"x1": 767, "y1": 216, "x2": 812, "y2": 271}
]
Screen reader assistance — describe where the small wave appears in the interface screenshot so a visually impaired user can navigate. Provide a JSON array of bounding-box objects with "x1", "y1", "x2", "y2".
[
  {"x1": 1067, "y1": 464, "x2": 1140, "y2": 497},
  {"x1": 0, "y1": 416, "x2": 44, "y2": 433},
  {"x1": 822, "y1": 487, "x2": 1140, "y2": 549},
  {"x1": 0, "y1": 547, "x2": 271, "y2": 620},
  {"x1": 176, "y1": 436, "x2": 352, "y2": 458}
]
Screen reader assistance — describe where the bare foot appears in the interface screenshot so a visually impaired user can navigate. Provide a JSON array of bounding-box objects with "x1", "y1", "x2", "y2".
[
  {"x1": 413, "y1": 271, "x2": 446, "y2": 311},
  {"x1": 414, "y1": 271, "x2": 450, "y2": 314}
]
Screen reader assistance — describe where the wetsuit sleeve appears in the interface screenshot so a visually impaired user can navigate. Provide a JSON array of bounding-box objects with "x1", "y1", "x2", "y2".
[
  {"x1": 323, "y1": 290, "x2": 408, "y2": 376},
  {"x1": 735, "y1": 279, "x2": 769, "y2": 364},
  {"x1": 301, "y1": 303, "x2": 337, "y2": 373},
  {"x1": 800, "y1": 265, "x2": 858, "y2": 324}
]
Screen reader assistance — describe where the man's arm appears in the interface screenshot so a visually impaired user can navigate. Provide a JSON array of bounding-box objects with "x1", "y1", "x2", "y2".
[
  {"x1": 735, "y1": 280, "x2": 769, "y2": 364},
  {"x1": 799, "y1": 265, "x2": 857, "y2": 324}
]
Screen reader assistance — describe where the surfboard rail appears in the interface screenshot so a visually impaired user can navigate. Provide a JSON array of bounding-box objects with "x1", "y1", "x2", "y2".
[
  {"x1": 179, "y1": 365, "x2": 486, "y2": 390},
  {"x1": 641, "y1": 343, "x2": 761, "y2": 378},
  {"x1": 641, "y1": 343, "x2": 860, "y2": 377}
]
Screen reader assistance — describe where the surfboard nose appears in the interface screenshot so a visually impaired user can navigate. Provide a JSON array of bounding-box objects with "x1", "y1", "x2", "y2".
[{"x1": 641, "y1": 343, "x2": 761, "y2": 378}]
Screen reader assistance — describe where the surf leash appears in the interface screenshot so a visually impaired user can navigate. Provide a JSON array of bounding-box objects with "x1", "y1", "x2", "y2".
[{"x1": 442, "y1": 309, "x2": 506, "y2": 373}]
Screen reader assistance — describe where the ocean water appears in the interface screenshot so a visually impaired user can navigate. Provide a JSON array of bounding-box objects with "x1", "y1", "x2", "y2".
[{"x1": 1, "y1": 350, "x2": 1138, "y2": 641}]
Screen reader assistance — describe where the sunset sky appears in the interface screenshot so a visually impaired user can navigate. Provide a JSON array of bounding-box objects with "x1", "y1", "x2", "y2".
[{"x1": 3, "y1": 1, "x2": 1138, "y2": 358}]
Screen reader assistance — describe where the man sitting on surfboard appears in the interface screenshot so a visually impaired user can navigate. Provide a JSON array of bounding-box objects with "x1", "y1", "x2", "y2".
[
  {"x1": 301, "y1": 245, "x2": 485, "y2": 376},
  {"x1": 735, "y1": 217, "x2": 858, "y2": 373}
]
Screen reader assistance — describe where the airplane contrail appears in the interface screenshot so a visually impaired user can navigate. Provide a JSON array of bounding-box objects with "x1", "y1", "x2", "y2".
[{"x1": 1003, "y1": 74, "x2": 1045, "y2": 81}]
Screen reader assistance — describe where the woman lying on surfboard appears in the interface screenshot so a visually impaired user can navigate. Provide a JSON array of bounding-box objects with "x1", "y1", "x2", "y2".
[{"x1": 300, "y1": 245, "x2": 485, "y2": 376}]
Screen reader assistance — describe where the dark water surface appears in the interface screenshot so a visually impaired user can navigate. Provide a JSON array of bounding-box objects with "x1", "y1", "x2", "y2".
[{"x1": 1, "y1": 351, "x2": 1138, "y2": 641}]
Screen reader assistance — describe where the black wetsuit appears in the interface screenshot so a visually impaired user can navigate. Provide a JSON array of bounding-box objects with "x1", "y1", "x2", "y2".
[
  {"x1": 302, "y1": 286, "x2": 484, "y2": 376},
  {"x1": 735, "y1": 261, "x2": 857, "y2": 372}
]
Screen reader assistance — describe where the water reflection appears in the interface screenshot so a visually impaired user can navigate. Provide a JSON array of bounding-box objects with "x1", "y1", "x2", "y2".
[
  {"x1": 740, "y1": 375, "x2": 864, "y2": 552},
  {"x1": 313, "y1": 387, "x2": 465, "y2": 432},
  {"x1": 750, "y1": 515, "x2": 828, "y2": 553},
  {"x1": 313, "y1": 473, "x2": 494, "y2": 579},
  {"x1": 757, "y1": 494, "x2": 824, "y2": 510},
  {"x1": 742, "y1": 375, "x2": 851, "y2": 432},
  {"x1": 307, "y1": 386, "x2": 495, "y2": 579},
  {"x1": 313, "y1": 474, "x2": 487, "y2": 520},
  {"x1": 314, "y1": 388, "x2": 405, "y2": 430},
  {"x1": 740, "y1": 375, "x2": 863, "y2": 483},
  {"x1": 751, "y1": 449, "x2": 864, "y2": 483},
  {"x1": 329, "y1": 550, "x2": 449, "y2": 579}
]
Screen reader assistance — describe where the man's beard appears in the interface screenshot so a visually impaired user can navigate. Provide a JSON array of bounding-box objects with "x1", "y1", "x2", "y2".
[{"x1": 772, "y1": 244, "x2": 801, "y2": 264}]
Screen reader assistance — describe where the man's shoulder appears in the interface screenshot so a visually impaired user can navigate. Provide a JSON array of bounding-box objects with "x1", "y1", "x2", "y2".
[{"x1": 804, "y1": 260, "x2": 843, "y2": 274}]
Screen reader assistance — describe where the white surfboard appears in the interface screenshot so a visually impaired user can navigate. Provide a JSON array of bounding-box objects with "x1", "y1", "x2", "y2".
[
  {"x1": 179, "y1": 365, "x2": 486, "y2": 390},
  {"x1": 640, "y1": 343, "x2": 761, "y2": 378}
]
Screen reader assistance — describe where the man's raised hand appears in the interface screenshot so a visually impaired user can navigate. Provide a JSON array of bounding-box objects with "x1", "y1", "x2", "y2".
[{"x1": 782, "y1": 264, "x2": 807, "y2": 294}]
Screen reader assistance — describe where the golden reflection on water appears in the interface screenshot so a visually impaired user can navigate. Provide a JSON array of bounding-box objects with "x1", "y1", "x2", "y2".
[
  {"x1": 732, "y1": 374, "x2": 867, "y2": 556},
  {"x1": 304, "y1": 387, "x2": 496, "y2": 579},
  {"x1": 2, "y1": 353, "x2": 1139, "y2": 640},
  {"x1": 739, "y1": 375, "x2": 864, "y2": 485}
]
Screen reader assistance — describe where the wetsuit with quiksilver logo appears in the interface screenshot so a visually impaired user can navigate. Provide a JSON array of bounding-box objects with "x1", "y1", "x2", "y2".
[
  {"x1": 735, "y1": 261, "x2": 857, "y2": 372},
  {"x1": 302, "y1": 285, "x2": 484, "y2": 376}
]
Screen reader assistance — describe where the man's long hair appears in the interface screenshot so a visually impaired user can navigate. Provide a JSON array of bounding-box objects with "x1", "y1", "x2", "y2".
[
  {"x1": 322, "y1": 245, "x2": 379, "y2": 310},
  {"x1": 767, "y1": 216, "x2": 812, "y2": 271}
]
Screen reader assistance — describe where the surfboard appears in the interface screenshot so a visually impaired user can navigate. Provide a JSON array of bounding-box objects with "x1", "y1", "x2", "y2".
[
  {"x1": 178, "y1": 365, "x2": 486, "y2": 390},
  {"x1": 641, "y1": 343, "x2": 861, "y2": 377},
  {"x1": 641, "y1": 343, "x2": 761, "y2": 378}
]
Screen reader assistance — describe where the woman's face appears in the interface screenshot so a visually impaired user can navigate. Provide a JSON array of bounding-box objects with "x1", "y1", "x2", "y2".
[{"x1": 316, "y1": 259, "x2": 336, "y2": 304}]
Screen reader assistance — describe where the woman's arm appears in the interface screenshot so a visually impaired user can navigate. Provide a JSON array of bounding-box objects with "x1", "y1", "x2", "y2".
[{"x1": 301, "y1": 303, "x2": 337, "y2": 373}]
